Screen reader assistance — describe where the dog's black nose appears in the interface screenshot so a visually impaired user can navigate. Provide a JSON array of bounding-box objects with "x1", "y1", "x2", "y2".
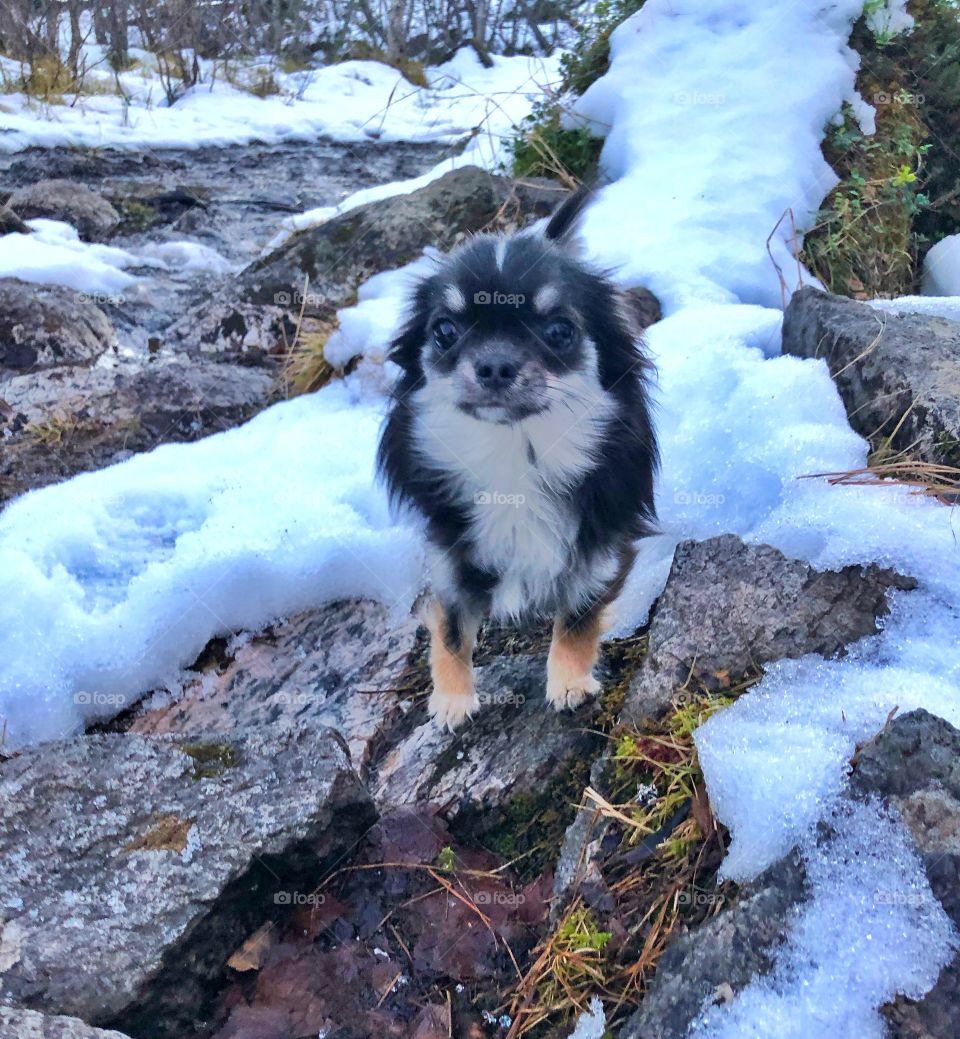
[{"x1": 475, "y1": 355, "x2": 518, "y2": 391}]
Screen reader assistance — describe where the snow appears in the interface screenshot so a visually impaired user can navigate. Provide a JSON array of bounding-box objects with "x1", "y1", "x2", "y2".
[
  {"x1": 570, "y1": 0, "x2": 870, "y2": 312},
  {"x1": 1, "y1": 0, "x2": 958, "y2": 1031},
  {"x1": 0, "y1": 48, "x2": 558, "y2": 155},
  {"x1": 869, "y1": 293, "x2": 960, "y2": 321},
  {"x1": 567, "y1": 996, "x2": 607, "y2": 1039},
  {"x1": 0, "y1": 219, "x2": 139, "y2": 294},
  {"x1": 689, "y1": 799, "x2": 956, "y2": 1039},
  {"x1": 922, "y1": 233, "x2": 960, "y2": 296},
  {"x1": 0, "y1": 219, "x2": 234, "y2": 296},
  {"x1": 0, "y1": 382, "x2": 421, "y2": 745}
]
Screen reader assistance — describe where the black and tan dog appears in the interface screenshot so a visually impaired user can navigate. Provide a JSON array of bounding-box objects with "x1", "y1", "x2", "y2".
[{"x1": 378, "y1": 189, "x2": 658, "y2": 728}]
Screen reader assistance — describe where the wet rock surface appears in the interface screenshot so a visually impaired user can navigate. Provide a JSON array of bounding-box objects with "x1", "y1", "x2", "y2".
[
  {"x1": 782, "y1": 287, "x2": 960, "y2": 466},
  {"x1": 0, "y1": 727, "x2": 373, "y2": 1038},
  {"x1": 624, "y1": 533, "x2": 916, "y2": 721},
  {"x1": 0, "y1": 278, "x2": 117, "y2": 372},
  {"x1": 852, "y1": 710, "x2": 960, "y2": 1039},
  {"x1": 7, "y1": 179, "x2": 120, "y2": 241}
]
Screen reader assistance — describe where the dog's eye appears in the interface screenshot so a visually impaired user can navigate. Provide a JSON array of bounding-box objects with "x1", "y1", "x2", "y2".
[
  {"x1": 543, "y1": 318, "x2": 577, "y2": 352},
  {"x1": 433, "y1": 318, "x2": 460, "y2": 351}
]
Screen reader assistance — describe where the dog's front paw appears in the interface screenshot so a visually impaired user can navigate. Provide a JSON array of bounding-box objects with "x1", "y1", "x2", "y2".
[
  {"x1": 428, "y1": 686, "x2": 479, "y2": 730},
  {"x1": 546, "y1": 671, "x2": 601, "y2": 711}
]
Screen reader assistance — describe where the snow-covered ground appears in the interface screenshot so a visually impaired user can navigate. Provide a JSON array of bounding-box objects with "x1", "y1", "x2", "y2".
[
  {"x1": 1, "y1": 0, "x2": 958, "y2": 1034},
  {"x1": 0, "y1": 47, "x2": 556, "y2": 154}
]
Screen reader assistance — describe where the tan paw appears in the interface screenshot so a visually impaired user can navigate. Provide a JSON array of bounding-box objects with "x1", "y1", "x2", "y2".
[
  {"x1": 428, "y1": 686, "x2": 479, "y2": 730},
  {"x1": 546, "y1": 671, "x2": 601, "y2": 711}
]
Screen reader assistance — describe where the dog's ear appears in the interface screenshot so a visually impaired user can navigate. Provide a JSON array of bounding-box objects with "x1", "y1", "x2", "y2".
[{"x1": 544, "y1": 185, "x2": 593, "y2": 245}]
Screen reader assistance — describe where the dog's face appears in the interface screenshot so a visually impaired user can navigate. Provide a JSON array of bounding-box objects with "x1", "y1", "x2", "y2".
[{"x1": 411, "y1": 234, "x2": 605, "y2": 425}]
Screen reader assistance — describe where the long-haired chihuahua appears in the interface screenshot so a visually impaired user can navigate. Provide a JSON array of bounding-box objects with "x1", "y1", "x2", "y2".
[{"x1": 378, "y1": 188, "x2": 658, "y2": 729}]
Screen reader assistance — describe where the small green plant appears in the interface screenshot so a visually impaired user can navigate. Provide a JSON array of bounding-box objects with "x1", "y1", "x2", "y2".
[
  {"x1": 801, "y1": 103, "x2": 930, "y2": 297},
  {"x1": 509, "y1": 107, "x2": 602, "y2": 185},
  {"x1": 435, "y1": 845, "x2": 457, "y2": 872}
]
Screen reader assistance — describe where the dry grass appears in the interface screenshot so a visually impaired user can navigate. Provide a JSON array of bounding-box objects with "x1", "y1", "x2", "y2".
[
  {"x1": 503, "y1": 689, "x2": 741, "y2": 1037},
  {"x1": 802, "y1": 459, "x2": 960, "y2": 504},
  {"x1": 276, "y1": 278, "x2": 343, "y2": 397}
]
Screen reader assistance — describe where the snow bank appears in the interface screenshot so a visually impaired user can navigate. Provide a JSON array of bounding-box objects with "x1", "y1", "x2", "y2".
[
  {"x1": 0, "y1": 48, "x2": 557, "y2": 155},
  {"x1": 0, "y1": 383, "x2": 421, "y2": 746},
  {"x1": 922, "y1": 234, "x2": 960, "y2": 296},
  {"x1": 572, "y1": 0, "x2": 870, "y2": 311}
]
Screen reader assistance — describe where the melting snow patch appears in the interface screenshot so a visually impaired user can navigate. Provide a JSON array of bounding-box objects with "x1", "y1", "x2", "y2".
[
  {"x1": 572, "y1": 0, "x2": 871, "y2": 311},
  {"x1": 0, "y1": 219, "x2": 139, "y2": 294},
  {"x1": 688, "y1": 799, "x2": 957, "y2": 1039}
]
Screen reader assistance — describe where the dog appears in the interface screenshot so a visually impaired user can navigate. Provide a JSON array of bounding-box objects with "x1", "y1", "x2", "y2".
[{"x1": 377, "y1": 187, "x2": 658, "y2": 729}]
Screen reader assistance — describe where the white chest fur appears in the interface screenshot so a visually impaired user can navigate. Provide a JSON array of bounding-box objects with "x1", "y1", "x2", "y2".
[{"x1": 412, "y1": 373, "x2": 614, "y2": 617}]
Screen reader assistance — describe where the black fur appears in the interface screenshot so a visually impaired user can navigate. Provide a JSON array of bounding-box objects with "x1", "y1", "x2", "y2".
[{"x1": 377, "y1": 190, "x2": 659, "y2": 623}]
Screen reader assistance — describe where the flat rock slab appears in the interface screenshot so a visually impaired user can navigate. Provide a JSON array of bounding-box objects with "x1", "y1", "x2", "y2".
[
  {"x1": 782, "y1": 287, "x2": 960, "y2": 466},
  {"x1": 0, "y1": 1007, "x2": 132, "y2": 1039},
  {"x1": 372, "y1": 653, "x2": 599, "y2": 821},
  {"x1": 852, "y1": 709, "x2": 960, "y2": 1039},
  {"x1": 0, "y1": 357, "x2": 273, "y2": 503},
  {"x1": 624, "y1": 533, "x2": 915, "y2": 721},
  {"x1": 133, "y1": 598, "x2": 421, "y2": 773},
  {"x1": 0, "y1": 727, "x2": 373, "y2": 1038}
]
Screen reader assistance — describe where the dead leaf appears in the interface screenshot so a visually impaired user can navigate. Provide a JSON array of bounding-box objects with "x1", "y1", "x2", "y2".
[
  {"x1": 691, "y1": 782, "x2": 716, "y2": 839},
  {"x1": 409, "y1": 1003, "x2": 450, "y2": 1039},
  {"x1": 227, "y1": 922, "x2": 276, "y2": 972}
]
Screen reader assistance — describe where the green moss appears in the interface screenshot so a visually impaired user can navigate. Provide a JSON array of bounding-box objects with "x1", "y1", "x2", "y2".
[
  {"x1": 180, "y1": 741, "x2": 241, "y2": 780},
  {"x1": 118, "y1": 199, "x2": 160, "y2": 232},
  {"x1": 477, "y1": 754, "x2": 593, "y2": 880}
]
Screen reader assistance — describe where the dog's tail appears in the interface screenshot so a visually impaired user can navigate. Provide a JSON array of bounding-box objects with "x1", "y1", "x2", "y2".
[{"x1": 544, "y1": 184, "x2": 594, "y2": 244}]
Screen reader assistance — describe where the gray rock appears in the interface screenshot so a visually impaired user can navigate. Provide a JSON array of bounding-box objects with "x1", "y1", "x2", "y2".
[
  {"x1": 237, "y1": 167, "x2": 562, "y2": 318},
  {"x1": 0, "y1": 279, "x2": 116, "y2": 373},
  {"x1": 620, "y1": 853, "x2": 808, "y2": 1039},
  {"x1": 0, "y1": 357, "x2": 273, "y2": 503},
  {"x1": 0, "y1": 1006, "x2": 132, "y2": 1039},
  {"x1": 7, "y1": 180, "x2": 120, "y2": 241},
  {"x1": 132, "y1": 598, "x2": 421, "y2": 774},
  {"x1": 782, "y1": 287, "x2": 960, "y2": 467},
  {"x1": 551, "y1": 751, "x2": 615, "y2": 912},
  {"x1": 372, "y1": 653, "x2": 599, "y2": 821},
  {"x1": 0, "y1": 204, "x2": 30, "y2": 235},
  {"x1": 0, "y1": 727, "x2": 373, "y2": 1038},
  {"x1": 624, "y1": 533, "x2": 916, "y2": 721},
  {"x1": 851, "y1": 709, "x2": 960, "y2": 1039}
]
